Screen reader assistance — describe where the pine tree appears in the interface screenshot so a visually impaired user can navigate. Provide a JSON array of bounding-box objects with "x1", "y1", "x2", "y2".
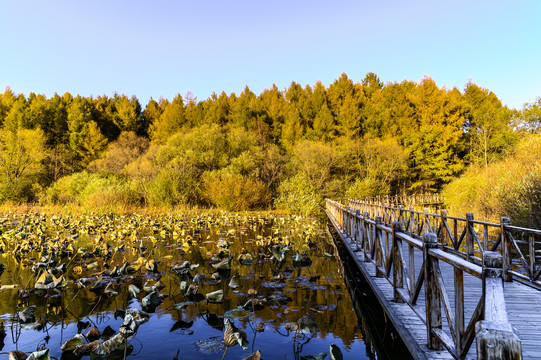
[{"x1": 149, "y1": 94, "x2": 185, "y2": 144}]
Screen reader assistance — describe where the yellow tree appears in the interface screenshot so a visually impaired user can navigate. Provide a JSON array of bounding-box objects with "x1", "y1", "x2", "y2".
[{"x1": 0, "y1": 102, "x2": 46, "y2": 200}]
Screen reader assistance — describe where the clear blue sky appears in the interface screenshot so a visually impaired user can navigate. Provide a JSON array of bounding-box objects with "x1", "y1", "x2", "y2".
[{"x1": 1, "y1": 0, "x2": 539, "y2": 109}]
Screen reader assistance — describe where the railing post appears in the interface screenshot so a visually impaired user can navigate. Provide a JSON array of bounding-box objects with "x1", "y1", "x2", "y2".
[
  {"x1": 500, "y1": 217, "x2": 512, "y2": 282},
  {"x1": 423, "y1": 232, "x2": 442, "y2": 350},
  {"x1": 393, "y1": 222, "x2": 403, "y2": 302},
  {"x1": 354, "y1": 210, "x2": 360, "y2": 248},
  {"x1": 424, "y1": 208, "x2": 431, "y2": 233},
  {"x1": 375, "y1": 216, "x2": 384, "y2": 277},
  {"x1": 466, "y1": 213, "x2": 475, "y2": 260},
  {"x1": 476, "y1": 251, "x2": 522, "y2": 360},
  {"x1": 363, "y1": 212, "x2": 370, "y2": 260},
  {"x1": 441, "y1": 209, "x2": 448, "y2": 246},
  {"x1": 345, "y1": 206, "x2": 350, "y2": 235}
]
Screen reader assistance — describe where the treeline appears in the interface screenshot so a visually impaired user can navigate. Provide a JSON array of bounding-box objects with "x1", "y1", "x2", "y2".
[{"x1": 1, "y1": 73, "x2": 540, "y2": 215}]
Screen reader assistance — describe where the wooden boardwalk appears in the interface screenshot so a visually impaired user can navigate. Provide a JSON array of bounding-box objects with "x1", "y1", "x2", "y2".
[{"x1": 326, "y1": 199, "x2": 541, "y2": 360}]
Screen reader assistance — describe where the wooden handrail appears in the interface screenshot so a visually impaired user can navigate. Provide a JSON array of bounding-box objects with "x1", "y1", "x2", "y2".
[
  {"x1": 475, "y1": 252, "x2": 522, "y2": 360},
  {"x1": 326, "y1": 199, "x2": 522, "y2": 360},
  {"x1": 345, "y1": 198, "x2": 541, "y2": 289}
]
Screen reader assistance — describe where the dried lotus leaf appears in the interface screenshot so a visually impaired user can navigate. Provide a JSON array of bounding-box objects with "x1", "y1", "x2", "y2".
[
  {"x1": 205, "y1": 289, "x2": 224, "y2": 303},
  {"x1": 19, "y1": 306, "x2": 36, "y2": 323},
  {"x1": 86, "y1": 326, "x2": 102, "y2": 342},
  {"x1": 242, "y1": 350, "x2": 262, "y2": 360},
  {"x1": 26, "y1": 349, "x2": 50, "y2": 360},
  {"x1": 91, "y1": 334, "x2": 130, "y2": 356},
  {"x1": 128, "y1": 284, "x2": 140, "y2": 297},
  {"x1": 73, "y1": 340, "x2": 101, "y2": 356},
  {"x1": 60, "y1": 333, "x2": 85, "y2": 351},
  {"x1": 8, "y1": 351, "x2": 28, "y2": 360}
]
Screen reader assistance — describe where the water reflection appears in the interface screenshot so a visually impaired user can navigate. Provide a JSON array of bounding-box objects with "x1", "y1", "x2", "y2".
[
  {"x1": 329, "y1": 222, "x2": 414, "y2": 360},
  {"x1": 0, "y1": 213, "x2": 391, "y2": 359}
]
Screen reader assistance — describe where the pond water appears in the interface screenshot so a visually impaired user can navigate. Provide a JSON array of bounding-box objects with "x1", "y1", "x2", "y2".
[{"x1": 0, "y1": 212, "x2": 402, "y2": 359}]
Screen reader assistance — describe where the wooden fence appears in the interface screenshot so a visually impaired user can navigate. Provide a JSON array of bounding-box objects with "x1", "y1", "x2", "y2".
[
  {"x1": 347, "y1": 197, "x2": 541, "y2": 289},
  {"x1": 327, "y1": 199, "x2": 522, "y2": 360},
  {"x1": 349, "y1": 193, "x2": 444, "y2": 208}
]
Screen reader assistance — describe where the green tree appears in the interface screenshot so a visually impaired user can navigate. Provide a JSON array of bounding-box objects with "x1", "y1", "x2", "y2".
[
  {"x1": 337, "y1": 93, "x2": 362, "y2": 138},
  {"x1": 67, "y1": 97, "x2": 108, "y2": 167},
  {"x1": 327, "y1": 72, "x2": 355, "y2": 115},
  {"x1": 281, "y1": 106, "x2": 303, "y2": 149},
  {"x1": 463, "y1": 81, "x2": 515, "y2": 167},
  {"x1": 404, "y1": 77, "x2": 466, "y2": 191},
  {"x1": 516, "y1": 97, "x2": 541, "y2": 133},
  {"x1": 149, "y1": 94, "x2": 185, "y2": 144},
  {"x1": 114, "y1": 94, "x2": 144, "y2": 134},
  {"x1": 142, "y1": 97, "x2": 165, "y2": 133},
  {"x1": 203, "y1": 91, "x2": 231, "y2": 125},
  {"x1": 311, "y1": 103, "x2": 335, "y2": 141}
]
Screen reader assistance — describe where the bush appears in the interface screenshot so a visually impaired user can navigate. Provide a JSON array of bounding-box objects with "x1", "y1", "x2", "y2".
[
  {"x1": 0, "y1": 180, "x2": 36, "y2": 203},
  {"x1": 45, "y1": 172, "x2": 142, "y2": 207},
  {"x1": 345, "y1": 177, "x2": 389, "y2": 198},
  {"x1": 203, "y1": 172, "x2": 270, "y2": 211},
  {"x1": 443, "y1": 134, "x2": 541, "y2": 227},
  {"x1": 147, "y1": 165, "x2": 201, "y2": 206},
  {"x1": 274, "y1": 173, "x2": 321, "y2": 216}
]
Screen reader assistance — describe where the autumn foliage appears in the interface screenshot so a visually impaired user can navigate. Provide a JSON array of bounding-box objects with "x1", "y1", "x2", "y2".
[{"x1": 0, "y1": 73, "x2": 538, "y2": 216}]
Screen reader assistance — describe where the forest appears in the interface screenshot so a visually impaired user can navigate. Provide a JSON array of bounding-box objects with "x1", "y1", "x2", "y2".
[{"x1": 1, "y1": 72, "x2": 540, "y2": 225}]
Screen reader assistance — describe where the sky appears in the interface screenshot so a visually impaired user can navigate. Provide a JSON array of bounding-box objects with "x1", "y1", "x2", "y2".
[{"x1": 0, "y1": 0, "x2": 540, "y2": 109}]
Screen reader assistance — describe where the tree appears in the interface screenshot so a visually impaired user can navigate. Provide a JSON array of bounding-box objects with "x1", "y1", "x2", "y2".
[
  {"x1": 0, "y1": 120, "x2": 46, "y2": 200},
  {"x1": 361, "y1": 72, "x2": 383, "y2": 99},
  {"x1": 463, "y1": 81, "x2": 515, "y2": 167},
  {"x1": 346, "y1": 136, "x2": 406, "y2": 197},
  {"x1": 92, "y1": 95, "x2": 121, "y2": 140},
  {"x1": 114, "y1": 94, "x2": 143, "y2": 134},
  {"x1": 203, "y1": 91, "x2": 231, "y2": 125},
  {"x1": 516, "y1": 97, "x2": 541, "y2": 132},
  {"x1": 404, "y1": 77, "x2": 466, "y2": 191},
  {"x1": 337, "y1": 94, "x2": 362, "y2": 138},
  {"x1": 0, "y1": 87, "x2": 18, "y2": 126},
  {"x1": 327, "y1": 73, "x2": 355, "y2": 115},
  {"x1": 149, "y1": 94, "x2": 185, "y2": 144},
  {"x1": 89, "y1": 131, "x2": 149, "y2": 173},
  {"x1": 281, "y1": 106, "x2": 303, "y2": 149},
  {"x1": 230, "y1": 86, "x2": 257, "y2": 129},
  {"x1": 142, "y1": 97, "x2": 164, "y2": 134},
  {"x1": 67, "y1": 97, "x2": 108, "y2": 167},
  {"x1": 259, "y1": 84, "x2": 287, "y2": 141},
  {"x1": 311, "y1": 103, "x2": 335, "y2": 141}
]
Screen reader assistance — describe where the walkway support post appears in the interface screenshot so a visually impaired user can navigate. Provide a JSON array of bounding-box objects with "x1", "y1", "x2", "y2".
[
  {"x1": 423, "y1": 232, "x2": 442, "y2": 350},
  {"x1": 475, "y1": 251, "x2": 522, "y2": 360},
  {"x1": 500, "y1": 217, "x2": 512, "y2": 282},
  {"x1": 392, "y1": 221, "x2": 403, "y2": 302}
]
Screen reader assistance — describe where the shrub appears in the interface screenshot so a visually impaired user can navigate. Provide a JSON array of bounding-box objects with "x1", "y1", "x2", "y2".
[
  {"x1": 274, "y1": 173, "x2": 320, "y2": 216},
  {"x1": 345, "y1": 177, "x2": 389, "y2": 198},
  {"x1": 45, "y1": 172, "x2": 142, "y2": 207},
  {"x1": 203, "y1": 172, "x2": 270, "y2": 211},
  {"x1": 443, "y1": 134, "x2": 541, "y2": 227},
  {"x1": 146, "y1": 165, "x2": 201, "y2": 207}
]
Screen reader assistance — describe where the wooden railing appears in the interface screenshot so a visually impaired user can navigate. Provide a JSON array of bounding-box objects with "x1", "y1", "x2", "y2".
[
  {"x1": 348, "y1": 198, "x2": 541, "y2": 289},
  {"x1": 348, "y1": 193, "x2": 444, "y2": 208},
  {"x1": 326, "y1": 199, "x2": 522, "y2": 360}
]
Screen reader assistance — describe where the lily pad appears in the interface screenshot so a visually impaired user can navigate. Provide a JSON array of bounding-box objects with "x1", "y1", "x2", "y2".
[
  {"x1": 261, "y1": 281, "x2": 287, "y2": 289},
  {"x1": 193, "y1": 336, "x2": 225, "y2": 354},
  {"x1": 224, "y1": 308, "x2": 250, "y2": 319},
  {"x1": 173, "y1": 301, "x2": 195, "y2": 310}
]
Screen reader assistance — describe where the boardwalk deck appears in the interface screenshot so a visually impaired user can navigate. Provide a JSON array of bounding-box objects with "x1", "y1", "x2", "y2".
[{"x1": 327, "y1": 208, "x2": 541, "y2": 360}]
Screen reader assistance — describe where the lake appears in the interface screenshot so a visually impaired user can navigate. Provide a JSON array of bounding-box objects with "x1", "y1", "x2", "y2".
[{"x1": 0, "y1": 212, "x2": 409, "y2": 359}]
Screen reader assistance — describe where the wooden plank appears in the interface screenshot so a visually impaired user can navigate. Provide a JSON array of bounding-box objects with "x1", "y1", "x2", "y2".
[{"x1": 325, "y1": 204, "x2": 541, "y2": 360}]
